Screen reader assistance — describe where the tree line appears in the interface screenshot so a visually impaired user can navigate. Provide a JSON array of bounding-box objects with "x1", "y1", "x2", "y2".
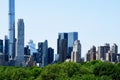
[{"x1": 0, "y1": 60, "x2": 120, "y2": 80}]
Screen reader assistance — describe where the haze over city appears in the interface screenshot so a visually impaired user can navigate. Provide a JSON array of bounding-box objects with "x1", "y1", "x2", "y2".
[{"x1": 0, "y1": 0, "x2": 120, "y2": 57}]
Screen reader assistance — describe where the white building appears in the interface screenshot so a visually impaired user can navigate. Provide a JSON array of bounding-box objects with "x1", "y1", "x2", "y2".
[{"x1": 71, "y1": 40, "x2": 81, "y2": 63}]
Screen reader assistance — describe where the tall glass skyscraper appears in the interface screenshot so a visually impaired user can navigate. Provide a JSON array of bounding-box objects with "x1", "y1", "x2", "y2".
[
  {"x1": 16, "y1": 19, "x2": 25, "y2": 66},
  {"x1": 57, "y1": 33, "x2": 68, "y2": 55},
  {"x1": 42, "y1": 40, "x2": 48, "y2": 66},
  {"x1": 37, "y1": 40, "x2": 48, "y2": 67},
  {"x1": 68, "y1": 32, "x2": 78, "y2": 58},
  {"x1": 9, "y1": 0, "x2": 16, "y2": 60}
]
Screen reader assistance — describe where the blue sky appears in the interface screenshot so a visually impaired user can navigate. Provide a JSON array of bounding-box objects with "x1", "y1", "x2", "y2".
[{"x1": 0, "y1": 0, "x2": 120, "y2": 57}]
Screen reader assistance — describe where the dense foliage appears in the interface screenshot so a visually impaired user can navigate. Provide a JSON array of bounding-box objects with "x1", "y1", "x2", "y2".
[{"x1": 0, "y1": 60, "x2": 120, "y2": 80}]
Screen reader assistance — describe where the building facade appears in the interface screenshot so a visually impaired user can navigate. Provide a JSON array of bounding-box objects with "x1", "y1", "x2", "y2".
[
  {"x1": 42, "y1": 40, "x2": 48, "y2": 66},
  {"x1": 90, "y1": 46, "x2": 96, "y2": 61},
  {"x1": 0, "y1": 39, "x2": 3, "y2": 53},
  {"x1": 58, "y1": 39, "x2": 68, "y2": 62},
  {"x1": 16, "y1": 19, "x2": 25, "y2": 66},
  {"x1": 57, "y1": 32, "x2": 78, "y2": 62},
  {"x1": 48, "y1": 47, "x2": 54, "y2": 64},
  {"x1": 71, "y1": 40, "x2": 81, "y2": 62},
  {"x1": 9, "y1": 0, "x2": 16, "y2": 60},
  {"x1": 4, "y1": 36, "x2": 9, "y2": 62},
  {"x1": 57, "y1": 33, "x2": 68, "y2": 55},
  {"x1": 28, "y1": 40, "x2": 37, "y2": 55},
  {"x1": 111, "y1": 43, "x2": 118, "y2": 54},
  {"x1": 68, "y1": 32, "x2": 78, "y2": 58},
  {"x1": 37, "y1": 40, "x2": 49, "y2": 67}
]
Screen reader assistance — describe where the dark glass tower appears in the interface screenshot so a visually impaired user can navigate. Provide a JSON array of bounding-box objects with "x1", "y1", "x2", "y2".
[
  {"x1": 4, "y1": 36, "x2": 9, "y2": 61},
  {"x1": 9, "y1": 0, "x2": 15, "y2": 60},
  {"x1": 0, "y1": 39, "x2": 3, "y2": 53},
  {"x1": 48, "y1": 47, "x2": 54, "y2": 64},
  {"x1": 57, "y1": 33, "x2": 68, "y2": 55}
]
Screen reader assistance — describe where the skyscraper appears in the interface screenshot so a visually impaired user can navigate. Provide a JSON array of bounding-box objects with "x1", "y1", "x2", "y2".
[
  {"x1": 38, "y1": 42, "x2": 44, "y2": 63},
  {"x1": 28, "y1": 40, "x2": 37, "y2": 55},
  {"x1": 111, "y1": 43, "x2": 118, "y2": 54},
  {"x1": 86, "y1": 50, "x2": 90, "y2": 61},
  {"x1": 4, "y1": 36, "x2": 9, "y2": 61},
  {"x1": 58, "y1": 39, "x2": 68, "y2": 62},
  {"x1": 9, "y1": 0, "x2": 16, "y2": 60},
  {"x1": 48, "y1": 47, "x2": 54, "y2": 64},
  {"x1": 57, "y1": 33, "x2": 68, "y2": 55},
  {"x1": 0, "y1": 39, "x2": 3, "y2": 53},
  {"x1": 37, "y1": 40, "x2": 49, "y2": 67},
  {"x1": 42, "y1": 40, "x2": 48, "y2": 66},
  {"x1": 71, "y1": 40, "x2": 81, "y2": 63},
  {"x1": 68, "y1": 32, "x2": 78, "y2": 58},
  {"x1": 57, "y1": 32, "x2": 78, "y2": 59},
  {"x1": 90, "y1": 46, "x2": 96, "y2": 61},
  {"x1": 16, "y1": 19, "x2": 25, "y2": 66},
  {"x1": 0, "y1": 39, "x2": 4, "y2": 65},
  {"x1": 98, "y1": 46, "x2": 104, "y2": 60}
]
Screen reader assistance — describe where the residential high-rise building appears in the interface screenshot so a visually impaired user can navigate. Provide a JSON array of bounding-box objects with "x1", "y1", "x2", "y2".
[
  {"x1": 98, "y1": 46, "x2": 104, "y2": 60},
  {"x1": 48, "y1": 47, "x2": 54, "y2": 64},
  {"x1": 68, "y1": 32, "x2": 78, "y2": 58},
  {"x1": 4, "y1": 36, "x2": 9, "y2": 61},
  {"x1": 0, "y1": 39, "x2": 4, "y2": 65},
  {"x1": 111, "y1": 43, "x2": 118, "y2": 54},
  {"x1": 0, "y1": 39, "x2": 3, "y2": 53},
  {"x1": 86, "y1": 46, "x2": 96, "y2": 61},
  {"x1": 106, "y1": 50, "x2": 111, "y2": 61},
  {"x1": 16, "y1": 19, "x2": 25, "y2": 66},
  {"x1": 90, "y1": 46, "x2": 96, "y2": 61},
  {"x1": 71, "y1": 40, "x2": 81, "y2": 62},
  {"x1": 86, "y1": 50, "x2": 90, "y2": 61},
  {"x1": 37, "y1": 40, "x2": 49, "y2": 67},
  {"x1": 104, "y1": 43, "x2": 110, "y2": 54},
  {"x1": 38, "y1": 42, "x2": 43, "y2": 63},
  {"x1": 42, "y1": 40, "x2": 48, "y2": 66},
  {"x1": 9, "y1": 0, "x2": 16, "y2": 60},
  {"x1": 108, "y1": 44, "x2": 118, "y2": 62}
]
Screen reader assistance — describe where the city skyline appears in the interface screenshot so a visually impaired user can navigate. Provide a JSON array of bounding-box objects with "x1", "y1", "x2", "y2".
[{"x1": 0, "y1": 0, "x2": 120, "y2": 57}]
